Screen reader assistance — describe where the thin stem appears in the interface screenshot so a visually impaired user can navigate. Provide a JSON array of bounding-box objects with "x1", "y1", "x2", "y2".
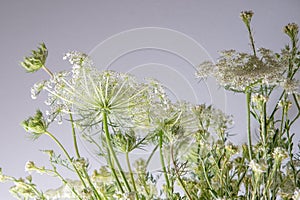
[
  {"x1": 246, "y1": 91, "x2": 253, "y2": 160},
  {"x1": 146, "y1": 144, "x2": 158, "y2": 168},
  {"x1": 69, "y1": 113, "x2": 81, "y2": 158},
  {"x1": 245, "y1": 22, "x2": 256, "y2": 57},
  {"x1": 170, "y1": 144, "x2": 193, "y2": 200},
  {"x1": 82, "y1": 169, "x2": 102, "y2": 200},
  {"x1": 106, "y1": 145, "x2": 124, "y2": 193},
  {"x1": 44, "y1": 131, "x2": 88, "y2": 192},
  {"x1": 261, "y1": 101, "x2": 268, "y2": 155},
  {"x1": 102, "y1": 111, "x2": 132, "y2": 192},
  {"x1": 126, "y1": 152, "x2": 138, "y2": 199},
  {"x1": 42, "y1": 65, "x2": 54, "y2": 78},
  {"x1": 158, "y1": 130, "x2": 170, "y2": 195}
]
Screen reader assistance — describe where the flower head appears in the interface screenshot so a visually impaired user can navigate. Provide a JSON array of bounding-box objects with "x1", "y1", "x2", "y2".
[
  {"x1": 284, "y1": 23, "x2": 299, "y2": 40},
  {"x1": 280, "y1": 79, "x2": 299, "y2": 94},
  {"x1": 197, "y1": 48, "x2": 285, "y2": 92},
  {"x1": 21, "y1": 110, "x2": 47, "y2": 138},
  {"x1": 240, "y1": 10, "x2": 254, "y2": 25},
  {"x1": 20, "y1": 43, "x2": 48, "y2": 73},
  {"x1": 44, "y1": 52, "x2": 155, "y2": 132}
]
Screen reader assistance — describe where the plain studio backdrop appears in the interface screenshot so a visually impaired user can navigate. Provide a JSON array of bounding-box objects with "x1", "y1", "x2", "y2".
[{"x1": 0, "y1": 1, "x2": 299, "y2": 199}]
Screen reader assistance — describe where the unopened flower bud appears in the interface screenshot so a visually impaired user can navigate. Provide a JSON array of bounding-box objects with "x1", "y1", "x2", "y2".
[
  {"x1": 283, "y1": 23, "x2": 299, "y2": 39},
  {"x1": 240, "y1": 10, "x2": 254, "y2": 25},
  {"x1": 25, "y1": 161, "x2": 36, "y2": 172},
  {"x1": 20, "y1": 43, "x2": 48, "y2": 73},
  {"x1": 21, "y1": 110, "x2": 47, "y2": 137}
]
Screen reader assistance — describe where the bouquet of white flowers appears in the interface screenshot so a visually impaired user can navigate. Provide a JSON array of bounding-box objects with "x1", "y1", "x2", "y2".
[{"x1": 1, "y1": 11, "x2": 300, "y2": 200}]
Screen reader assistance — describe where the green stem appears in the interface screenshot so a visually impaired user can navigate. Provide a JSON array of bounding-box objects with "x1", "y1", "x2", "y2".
[
  {"x1": 158, "y1": 131, "x2": 170, "y2": 195},
  {"x1": 170, "y1": 144, "x2": 193, "y2": 200},
  {"x1": 261, "y1": 100, "x2": 268, "y2": 156},
  {"x1": 69, "y1": 113, "x2": 81, "y2": 158},
  {"x1": 126, "y1": 152, "x2": 138, "y2": 199},
  {"x1": 106, "y1": 145, "x2": 124, "y2": 193},
  {"x1": 44, "y1": 131, "x2": 88, "y2": 192},
  {"x1": 245, "y1": 22, "x2": 256, "y2": 57},
  {"x1": 42, "y1": 65, "x2": 54, "y2": 78},
  {"x1": 246, "y1": 91, "x2": 253, "y2": 160},
  {"x1": 146, "y1": 144, "x2": 158, "y2": 168},
  {"x1": 69, "y1": 115, "x2": 103, "y2": 199},
  {"x1": 102, "y1": 112, "x2": 132, "y2": 192}
]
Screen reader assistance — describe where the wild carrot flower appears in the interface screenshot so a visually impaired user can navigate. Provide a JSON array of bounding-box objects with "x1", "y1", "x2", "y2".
[
  {"x1": 42, "y1": 52, "x2": 154, "y2": 131},
  {"x1": 280, "y1": 79, "x2": 299, "y2": 94},
  {"x1": 196, "y1": 48, "x2": 285, "y2": 92}
]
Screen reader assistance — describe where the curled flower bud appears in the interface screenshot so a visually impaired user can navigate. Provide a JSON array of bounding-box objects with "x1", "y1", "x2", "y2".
[
  {"x1": 21, "y1": 110, "x2": 47, "y2": 138},
  {"x1": 25, "y1": 161, "x2": 36, "y2": 172},
  {"x1": 20, "y1": 43, "x2": 48, "y2": 73},
  {"x1": 240, "y1": 10, "x2": 254, "y2": 25},
  {"x1": 283, "y1": 23, "x2": 299, "y2": 39}
]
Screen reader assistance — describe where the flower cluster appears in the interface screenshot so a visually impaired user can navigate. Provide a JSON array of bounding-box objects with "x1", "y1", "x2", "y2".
[{"x1": 196, "y1": 48, "x2": 286, "y2": 92}]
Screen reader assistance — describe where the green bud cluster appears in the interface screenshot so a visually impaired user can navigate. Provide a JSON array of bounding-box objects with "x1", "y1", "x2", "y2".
[
  {"x1": 21, "y1": 110, "x2": 47, "y2": 138},
  {"x1": 21, "y1": 43, "x2": 48, "y2": 73}
]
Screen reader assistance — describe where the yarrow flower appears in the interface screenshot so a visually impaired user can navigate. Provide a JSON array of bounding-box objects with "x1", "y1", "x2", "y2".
[{"x1": 196, "y1": 48, "x2": 285, "y2": 92}]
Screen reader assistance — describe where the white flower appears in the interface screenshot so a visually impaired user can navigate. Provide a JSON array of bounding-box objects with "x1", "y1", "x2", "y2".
[
  {"x1": 24, "y1": 161, "x2": 35, "y2": 172},
  {"x1": 280, "y1": 79, "x2": 299, "y2": 94},
  {"x1": 197, "y1": 48, "x2": 285, "y2": 92},
  {"x1": 43, "y1": 54, "x2": 157, "y2": 131}
]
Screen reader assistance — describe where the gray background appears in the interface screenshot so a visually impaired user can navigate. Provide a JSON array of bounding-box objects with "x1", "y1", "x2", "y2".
[{"x1": 0, "y1": 1, "x2": 299, "y2": 199}]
